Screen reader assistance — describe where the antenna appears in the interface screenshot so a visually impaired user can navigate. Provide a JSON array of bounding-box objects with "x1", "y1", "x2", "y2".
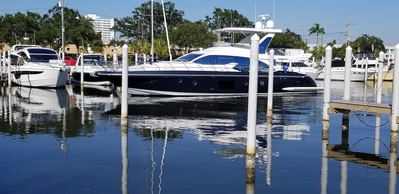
[
  {"x1": 258, "y1": 14, "x2": 269, "y2": 28},
  {"x1": 273, "y1": 0, "x2": 275, "y2": 23}
]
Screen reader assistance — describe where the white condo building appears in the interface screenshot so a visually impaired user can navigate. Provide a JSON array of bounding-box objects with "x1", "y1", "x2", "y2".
[{"x1": 85, "y1": 14, "x2": 115, "y2": 44}]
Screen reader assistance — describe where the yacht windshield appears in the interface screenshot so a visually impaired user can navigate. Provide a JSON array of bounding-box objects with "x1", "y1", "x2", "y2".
[
  {"x1": 25, "y1": 48, "x2": 59, "y2": 62},
  {"x1": 82, "y1": 55, "x2": 107, "y2": 66},
  {"x1": 174, "y1": 53, "x2": 202, "y2": 62},
  {"x1": 192, "y1": 55, "x2": 270, "y2": 72}
]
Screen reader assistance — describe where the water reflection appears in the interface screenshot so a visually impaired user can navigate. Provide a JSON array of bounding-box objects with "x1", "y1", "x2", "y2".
[
  {"x1": 105, "y1": 94, "x2": 321, "y2": 166},
  {"x1": 321, "y1": 80, "x2": 398, "y2": 194},
  {"x1": 0, "y1": 86, "x2": 100, "y2": 139}
]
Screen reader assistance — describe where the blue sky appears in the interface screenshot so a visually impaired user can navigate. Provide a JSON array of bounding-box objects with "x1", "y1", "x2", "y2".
[{"x1": 1, "y1": 0, "x2": 398, "y2": 46}]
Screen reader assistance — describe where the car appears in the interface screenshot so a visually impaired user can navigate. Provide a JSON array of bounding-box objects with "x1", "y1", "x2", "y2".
[{"x1": 64, "y1": 56, "x2": 77, "y2": 66}]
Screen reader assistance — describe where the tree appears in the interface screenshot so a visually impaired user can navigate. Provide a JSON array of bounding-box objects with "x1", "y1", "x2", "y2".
[
  {"x1": 204, "y1": 8, "x2": 252, "y2": 43},
  {"x1": 269, "y1": 28, "x2": 307, "y2": 50},
  {"x1": 308, "y1": 23, "x2": 325, "y2": 46},
  {"x1": 0, "y1": 12, "x2": 42, "y2": 47},
  {"x1": 114, "y1": 1, "x2": 184, "y2": 42},
  {"x1": 38, "y1": 6, "x2": 103, "y2": 52},
  {"x1": 170, "y1": 21, "x2": 217, "y2": 53},
  {"x1": 351, "y1": 34, "x2": 385, "y2": 55}
]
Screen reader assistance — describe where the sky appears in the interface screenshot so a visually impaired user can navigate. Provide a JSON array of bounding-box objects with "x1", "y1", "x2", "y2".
[{"x1": 1, "y1": 0, "x2": 398, "y2": 46}]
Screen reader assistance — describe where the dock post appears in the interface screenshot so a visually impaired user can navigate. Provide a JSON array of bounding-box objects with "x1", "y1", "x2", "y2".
[
  {"x1": 121, "y1": 44, "x2": 129, "y2": 118},
  {"x1": 246, "y1": 34, "x2": 259, "y2": 184},
  {"x1": 135, "y1": 53, "x2": 138, "y2": 65},
  {"x1": 343, "y1": 46, "x2": 352, "y2": 100},
  {"x1": 113, "y1": 53, "x2": 118, "y2": 69},
  {"x1": 364, "y1": 58, "x2": 369, "y2": 82},
  {"x1": 80, "y1": 53, "x2": 84, "y2": 87},
  {"x1": 7, "y1": 51, "x2": 11, "y2": 88},
  {"x1": 266, "y1": 49, "x2": 274, "y2": 186},
  {"x1": 390, "y1": 44, "x2": 399, "y2": 152},
  {"x1": 377, "y1": 52, "x2": 384, "y2": 103},
  {"x1": 267, "y1": 49, "x2": 274, "y2": 117},
  {"x1": 322, "y1": 46, "x2": 332, "y2": 140},
  {"x1": 0, "y1": 51, "x2": 2, "y2": 74}
]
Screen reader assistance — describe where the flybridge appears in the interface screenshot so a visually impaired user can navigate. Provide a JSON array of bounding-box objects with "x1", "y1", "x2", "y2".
[{"x1": 216, "y1": 20, "x2": 283, "y2": 54}]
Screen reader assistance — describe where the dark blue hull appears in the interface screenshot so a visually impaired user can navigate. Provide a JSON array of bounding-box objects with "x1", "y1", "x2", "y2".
[{"x1": 95, "y1": 70, "x2": 318, "y2": 96}]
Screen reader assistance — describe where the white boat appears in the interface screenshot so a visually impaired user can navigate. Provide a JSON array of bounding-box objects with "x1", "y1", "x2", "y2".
[
  {"x1": 316, "y1": 51, "x2": 388, "y2": 82},
  {"x1": 9, "y1": 46, "x2": 70, "y2": 88},
  {"x1": 268, "y1": 47, "x2": 321, "y2": 80},
  {"x1": 97, "y1": 19, "x2": 319, "y2": 96},
  {"x1": 70, "y1": 49, "x2": 114, "y2": 86}
]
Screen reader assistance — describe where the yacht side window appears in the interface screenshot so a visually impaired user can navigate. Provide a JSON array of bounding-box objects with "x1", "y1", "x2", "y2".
[
  {"x1": 193, "y1": 56, "x2": 213, "y2": 64},
  {"x1": 174, "y1": 53, "x2": 202, "y2": 62}
]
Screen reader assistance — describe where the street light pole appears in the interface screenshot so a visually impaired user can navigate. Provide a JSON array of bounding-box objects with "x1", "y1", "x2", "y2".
[{"x1": 60, "y1": 0, "x2": 65, "y2": 60}]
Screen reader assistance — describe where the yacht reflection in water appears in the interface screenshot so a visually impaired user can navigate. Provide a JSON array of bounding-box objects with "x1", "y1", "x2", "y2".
[
  {"x1": 0, "y1": 86, "x2": 99, "y2": 153},
  {"x1": 105, "y1": 93, "x2": 320, "y2": 163}
]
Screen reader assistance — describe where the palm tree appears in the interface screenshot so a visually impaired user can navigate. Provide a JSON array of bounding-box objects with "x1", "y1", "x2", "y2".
[{"x1": 309, "y1": 23, "x2": 325, "y2": 46}]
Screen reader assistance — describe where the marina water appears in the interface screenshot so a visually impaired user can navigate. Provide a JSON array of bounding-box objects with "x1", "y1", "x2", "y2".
[{"x1": 0, "y1": 80, "x2": 397, "y2": 193}]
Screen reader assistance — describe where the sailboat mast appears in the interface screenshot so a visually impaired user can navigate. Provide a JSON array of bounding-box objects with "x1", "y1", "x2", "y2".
[
  {"x1": 161, "y1": 0, "x2": 172, "y2": 61},
  {"x1": 346, "y1": 12, "x2": 351, "y2": 47},
  {"x1": 151, "y1": 0, "x2": 154, "y2": 63}
]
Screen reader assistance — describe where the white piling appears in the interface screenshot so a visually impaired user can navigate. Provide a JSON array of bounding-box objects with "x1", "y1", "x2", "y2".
[
  {"x1": 391, "y1": 44, "x2": 399, "y2": 133},
  {"x1": 113, "y1": 53, "x2": 118, "y2": 69},
  {"x1": 7, "y1": 51, "x2": 11, "y2": 87},
  {"x1": 80, "y1": 53, "x2": 84, "y2": 86},
  {"x1": 288, "y1": 59, "x2": 292, "y2": 71},
  {"x1": 322, "y1": 46, "x2": 332, "y2": 140},
  {"x1": 143, "y1": 54, "x2": 147, "y2": 64},
  {"x1": 377, "y1": 52, "x2": 384, "y2": 103},
  {"x1": 247, "y1": 34, "x2": 259, "y2": 153},
  {"x1": 364, "y1": 58, "x2": 369, "y2": 82},
  {"x1": 267, "y1": 49, "x2": 275, "y2": 115},
  {"x1": 135, "y1": 53, "x2": 138, "y2": 65},
  {"x1": 121, "y1": 44, "x2": 129, "y2": 118},
  {"x1": 246, "y1": 34, "x2": 259, "y2": 171},
  {"x1": 2, "y1": 51, "x2": 5, "y2": 73},
  {"x1": 104, "y1": 54, "x2": 107, "y2": 63},
  {"x1": 343, "y1": 46, "x2": 352, "y2": 100},
  {"x1": 0, "y1": 51, "x2": 2, "y2": 74}
]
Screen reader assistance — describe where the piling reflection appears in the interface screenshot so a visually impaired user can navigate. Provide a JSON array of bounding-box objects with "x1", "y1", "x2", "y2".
[
  {"x1": 121, "y1": 118, "x2": 128, "y2": 194},
  {"x1": 105, "y1": 94, "x2": 319, "y2": 163},
  {"x1": 103, "y1": 93, "x2": 321, "y2": 193},
  {"x1": 323, "y1": 114, "x2": 398, "y2": 194},
  {"x1": 0, "y1": 86, "x2": 102, "y2": 142}
]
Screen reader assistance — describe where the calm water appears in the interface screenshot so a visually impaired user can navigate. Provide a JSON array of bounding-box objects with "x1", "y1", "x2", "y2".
[{"x1": 0, "y1": 81, "x2": 397, "y2": 194}]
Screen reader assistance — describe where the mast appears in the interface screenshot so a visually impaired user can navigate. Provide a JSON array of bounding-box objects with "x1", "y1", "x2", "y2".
[
  {"x1": 161, "y1": 0, "x2": 172, "y2": 61},
  {"x1": 151, "y1": 0, "x2": 154, "y2": 63},
  {"x1": 346, "y1": 12, "x2": 350, "y2": 47},
  {"x1": 272, "y1": 0, "x2": 275, "y2": 23},
  {"x1": 60, "y1": 0, "x2": 65, "y2": 60}
]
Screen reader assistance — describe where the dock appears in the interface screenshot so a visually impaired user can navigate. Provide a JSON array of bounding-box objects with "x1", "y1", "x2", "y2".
[
  {"x1": 328, "y1": 100, "x2": 399, "y2": 123},
  {"x1": 321, "y1": 45, "x2": 399, "y2": 185}
]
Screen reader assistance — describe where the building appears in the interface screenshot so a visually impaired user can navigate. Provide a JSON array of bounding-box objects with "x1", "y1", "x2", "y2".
[
  {"x1": 85, "y1": 14, "x2": 115, "y2": 45},
  {"x1": 384, "y1": 45, "x2": 395, "y2": 62}
]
